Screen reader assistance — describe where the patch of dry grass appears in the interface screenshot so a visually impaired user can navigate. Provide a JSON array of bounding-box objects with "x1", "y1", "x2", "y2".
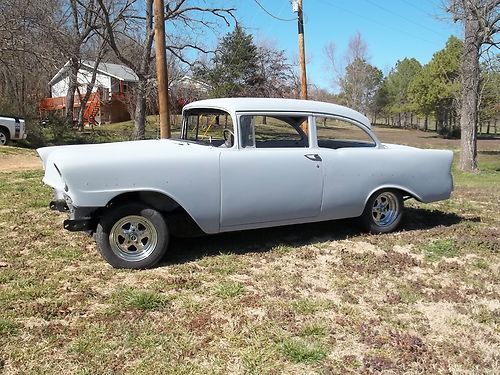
[{"x1": 0, "y1": 133, "x2": 499, "y2": 374}]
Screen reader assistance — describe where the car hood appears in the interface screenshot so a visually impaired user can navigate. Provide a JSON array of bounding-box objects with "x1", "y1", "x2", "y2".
[
  {"x1": 38, "y1": 139, "x2": 209, "y2": 169},
  {"x1": 37, "y1": 139, "x2": 217, "y2": 170},
  {"x1": 37, "y1": 139, "x2": 219, "y2": 193}
]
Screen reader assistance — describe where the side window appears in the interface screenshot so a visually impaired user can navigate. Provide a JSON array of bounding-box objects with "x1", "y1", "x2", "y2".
[
  {"x1": 183, "y1": 110, "x2": 234, "y2": 147},
  {"x1": 315, "y1": 116, "x2": 375, "y2": 149},
  {"x1": 240, "y1": 115, "x2": 308, "y2": 148}
]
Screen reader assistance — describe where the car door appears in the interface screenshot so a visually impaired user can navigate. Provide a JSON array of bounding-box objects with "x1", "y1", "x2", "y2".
[
  {"x1": 219, "y1": 114, "x2": 323, "y2": 229},
  {"x1": 314, "y1": 115, "x2": 379, "y2": 220}
]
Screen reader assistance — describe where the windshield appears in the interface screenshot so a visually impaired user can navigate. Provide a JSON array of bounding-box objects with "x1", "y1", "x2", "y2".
[{"x1": 182, "y1": 109, "x2": 234, "y2": 147}]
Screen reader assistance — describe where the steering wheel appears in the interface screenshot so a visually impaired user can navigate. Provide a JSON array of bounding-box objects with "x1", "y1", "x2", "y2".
[{"x1": 223, "y1": 129, "x2": 234, "y2": 147}]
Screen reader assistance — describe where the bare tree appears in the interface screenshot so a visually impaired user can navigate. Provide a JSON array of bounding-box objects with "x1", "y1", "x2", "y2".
[
  {"x1": 97, "y1": 0, "x2": 236, "y2": 139},
  {"x1": 447, "y1": 0, "x2": 499, "y2": 171},
  {"x1": 323, "y1": 42, "x2": 339, "y2": 89},
  {"x1": 323, "y1": 32, "x2": 381, "y2": 113},
  {"x1": 0, "y1": 0, "x2": 62, "y2": 117},
  {"x1": 324, "y1": 32, "x2": 368, "y2": 87},
  {"x1": 252, "y1": 40, "x2": 295, "y2": 98},
  {"x1": 57, "y1": 0, "x2": 105, "y2": 126}
]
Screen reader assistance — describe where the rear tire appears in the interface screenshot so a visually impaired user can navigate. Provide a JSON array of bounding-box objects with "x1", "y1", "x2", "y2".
[
  {"x1": 0, "y1": 129, "x2": 9, "y2": 146},
  {"x1": 95, "y1": 203, "x2": 169, "y2": 269},
  {"x1": 361, "y1": 189, "x2": 403, "y2": 233}
]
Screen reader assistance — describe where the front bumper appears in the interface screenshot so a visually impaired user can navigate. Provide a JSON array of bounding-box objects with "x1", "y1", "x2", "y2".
[
  {"x1": 50, "y1": 199, "x2": 69, "y2": 212},
  {"x1": 63, "y1": 219, "x2": 97, "y2": 232},
  {"x1": 49, "y1": 196, "x2": 99, "y2": 233}
]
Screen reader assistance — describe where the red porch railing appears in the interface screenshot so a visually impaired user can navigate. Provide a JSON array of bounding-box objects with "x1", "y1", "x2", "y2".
[
  {"x1": 39, "y1": 89, "x2": 131, "y2": 124},
  {"x1": 40, "y1": 91, "x2": 101, "y2": 124}
]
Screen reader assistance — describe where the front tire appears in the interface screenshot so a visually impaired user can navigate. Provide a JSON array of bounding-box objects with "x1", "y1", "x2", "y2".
[
  {"x1": 361, "y1": 190, "x2": 403, "y2": 233},
  {"x1": 95, "y1": 203, "x2": 169, "y2": 269}
]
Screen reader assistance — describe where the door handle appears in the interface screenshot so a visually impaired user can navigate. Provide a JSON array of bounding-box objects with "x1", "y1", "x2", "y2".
[{"x1": 304, "y1": 154, "x2": 322, "y2": 162}]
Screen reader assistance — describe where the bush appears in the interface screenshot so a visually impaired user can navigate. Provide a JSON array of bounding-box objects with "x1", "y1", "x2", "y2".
[{"x1": 437, "y1": 125, "x2": 460, "y2": 139}]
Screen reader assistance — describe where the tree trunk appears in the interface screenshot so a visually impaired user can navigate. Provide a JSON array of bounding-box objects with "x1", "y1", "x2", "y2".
[
  {"x1": 458, "y1": 10, "x2": 480, "y2": 171},
  {"x1": 133, "y1": 81, "x2": 147, "y2": 139},
  {"x1": 424, "y1": 114, "x2": 428, "y2": 132},
  {"x1": 436, "y1": 107, "x2": 446, "y2": 135},
  {"x1": 65, "y1": 57, "x2": 79, "y2": 126},
  {"x1": 77, "y1": 101, "x2": 85, "y2": 130},
  {"x1": 444, "y1": 110, "x2": 449, "y2": 135}
]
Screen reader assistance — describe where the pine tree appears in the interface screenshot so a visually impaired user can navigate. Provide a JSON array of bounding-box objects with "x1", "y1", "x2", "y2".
[
  {"x1": 384, "y1": 58, "x2": 422, "y2": 127},
  {"x1": 195, "y1": 26, "x2": 261, "y2": 97},
  {"x1": 409, "y1": 36, "x2": 463, "y2": 137}
]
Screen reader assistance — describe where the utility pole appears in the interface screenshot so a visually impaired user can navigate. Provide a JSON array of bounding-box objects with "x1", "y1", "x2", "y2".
[
  {"x1": 154, "y1": 0, "x2": 170, "y2": 138},
  {"x1": 293, "y1": 0, "x2": 308, "y2": 100}
]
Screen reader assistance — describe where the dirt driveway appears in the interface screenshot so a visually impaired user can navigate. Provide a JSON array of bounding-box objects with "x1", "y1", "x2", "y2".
[{"x1": 0, "y1": 149, "x2": 42, "y2": 172}]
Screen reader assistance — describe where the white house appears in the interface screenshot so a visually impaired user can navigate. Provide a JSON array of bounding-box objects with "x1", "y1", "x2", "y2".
[
  {"x1": 48, "y1": 60, "x2": 139, "y2": 99},
  {"x1": 173, "y1": 75, "x2": 211, "y2": 94},
  {"x1": 41, "y1": 60, "x2": 139, "y2": 124}
]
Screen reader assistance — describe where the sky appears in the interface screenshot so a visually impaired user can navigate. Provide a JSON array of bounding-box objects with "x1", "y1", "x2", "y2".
[{"x1": 219, "y1": 0, "x2": 463, "y2": 90}]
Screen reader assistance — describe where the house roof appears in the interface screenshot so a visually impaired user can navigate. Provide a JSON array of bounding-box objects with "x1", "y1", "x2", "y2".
[
  {"x1": 183, "y1": 98, "x2": 371, "y2": 128},
  {"x1": 174, "y1": 75, "x2": 211, "y2": 91},
  {"x1": 49, "y1": 60, "x2": 139, "y2": 85}
]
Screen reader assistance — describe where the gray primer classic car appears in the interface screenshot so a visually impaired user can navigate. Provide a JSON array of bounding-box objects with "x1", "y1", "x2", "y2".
[{"x1": 38, "y1": 98, "x2": 453, "y2": 269}]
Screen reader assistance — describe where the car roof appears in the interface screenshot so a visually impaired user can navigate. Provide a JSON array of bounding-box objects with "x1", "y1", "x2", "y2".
[{"x1": 183, "y1": 98, "x2": 371, "y2": 128}]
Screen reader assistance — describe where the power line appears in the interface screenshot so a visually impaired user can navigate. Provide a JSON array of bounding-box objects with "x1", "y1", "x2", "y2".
[
  {"x1": 253, "y1": 0, "x2": 296, "y2": 22},
  {"x1": 399, "y1": 0, "x2": 437, "y2": 18},
  {"x1": 317, "y1": 0, "x2": 439, "y2": 47},
  {"x1": 362, "y1": 0, "x2": 448, "y2": 38}
]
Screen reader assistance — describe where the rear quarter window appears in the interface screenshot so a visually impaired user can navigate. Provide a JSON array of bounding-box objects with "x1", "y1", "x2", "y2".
[{"x1": 315, "y1": 116, "x2": 375, "y2": 149}]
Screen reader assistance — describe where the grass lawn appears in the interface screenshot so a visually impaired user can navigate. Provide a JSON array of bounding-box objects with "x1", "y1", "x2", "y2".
[{"x1": 0, "y1": 127, "x2": 499, "y2": 374}]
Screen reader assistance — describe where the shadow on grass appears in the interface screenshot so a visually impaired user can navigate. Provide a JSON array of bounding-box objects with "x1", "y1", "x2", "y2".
[
  {"x1": 401, "y1": 207, "x2": 475, "y2": 231},
  {"x1": 161, "y1": 207, "x2": 469, "y2": 266}
]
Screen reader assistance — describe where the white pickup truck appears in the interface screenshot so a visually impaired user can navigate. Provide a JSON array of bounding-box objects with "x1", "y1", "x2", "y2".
[{"x1": 0, "y1": 115, "x2": 27, "y2": 145}]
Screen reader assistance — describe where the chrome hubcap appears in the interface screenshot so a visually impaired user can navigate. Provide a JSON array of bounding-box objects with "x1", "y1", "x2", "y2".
[
  {"x1": 371, "y1": 192, "x2": 399, "y2": 226},
  {"x1": 0, "y1": 133, "x2": 6, "y2": 145},
  {"x1": 109, "y1": 215, "x2": 158, "y2": 262}
]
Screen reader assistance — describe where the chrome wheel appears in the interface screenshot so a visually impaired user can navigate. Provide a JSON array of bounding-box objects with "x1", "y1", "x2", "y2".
[
  {"x1": 0, "y1": 131, "x2": 7, "y2": 145},
  {"x1": 371, "y1": 192, "x2": 400, "y2": 227},
  {"x1": 109, "y1": 215, "x2": 158, "y2": 262}
]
